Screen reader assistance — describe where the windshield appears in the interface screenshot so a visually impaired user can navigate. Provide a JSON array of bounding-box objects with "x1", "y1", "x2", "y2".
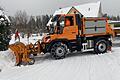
[
  {"x1": 51, "y1": 15, "x2": 61, "y2": 22},
  {"x1": 49, "y1": 15, "x2": 65, "y2": 34}
]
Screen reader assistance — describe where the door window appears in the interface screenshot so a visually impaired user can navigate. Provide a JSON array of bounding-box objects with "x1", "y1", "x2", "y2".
[{"x1": 65, "y1": 16, "x2": 74, "y2": 26}]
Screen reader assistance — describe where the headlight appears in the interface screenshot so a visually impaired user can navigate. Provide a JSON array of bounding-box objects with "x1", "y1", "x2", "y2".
[
  {"x1": 42, "y1": 36, "x2": 51, "y2": 43},
  {"x1": 45, "y1": 36, "x2": 51, "y2": 43}
]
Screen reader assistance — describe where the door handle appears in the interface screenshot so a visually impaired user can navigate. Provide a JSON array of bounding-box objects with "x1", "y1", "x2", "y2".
[{"x1": 72, "y1": 32, "x2": 76, "y2": 34}]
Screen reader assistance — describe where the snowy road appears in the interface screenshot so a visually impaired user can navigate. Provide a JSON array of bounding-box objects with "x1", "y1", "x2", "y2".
[
  {"x1": 0, "y1": 47, "x2": 120, "y2": 80},
  {"x1": 0, "y1": 36, "x2": 120, "y2": 80}
]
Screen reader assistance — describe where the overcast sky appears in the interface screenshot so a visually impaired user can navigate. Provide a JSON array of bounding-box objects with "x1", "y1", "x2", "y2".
[{"x1": 0, "y1": 0, "x2": 120, "y2": 16}]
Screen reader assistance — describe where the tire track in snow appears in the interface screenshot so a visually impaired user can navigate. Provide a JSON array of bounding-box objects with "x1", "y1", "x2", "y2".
[
  {"x1": 68, "y1": 53, "x2": 91, "y2": 80},
  {"x1": 12, "y1": 54, "x2": 56, "y2": 80},
  {"x1": 103, "y1": 53, "x2": 120, "y2": 80},
  {"x1": 48, "y1": 59, "x2": 66, "y2": 80},
  {"x1": 37, "y1": 54, "x2": 77, "y2": 80},
  {"x1": 97, "y1": 54, "x2": 114, "y2": 80},
  {"x1": 109, "y1": 50, "x2": 120, "y2": 66},
  {"x1": 38, "y1": 58, "x2": 67, "y2": 80},
  {"x1": 50, "y1": 58, "x2": 71, "y2": 80},
  {"x1": 72, "y1": 54, "x2": 84, "y2": 80},
  {"x1": 27, "y1": 54, "x2": 78, "y2": 80},
  {"x1": 86, "y1": 54, "x2": 97, "y2": 80},
  {"x1": 85, "y1": 53, "x2": 113, "y2": 80},
  {"x1": 71, "y1": 52, "x2": 93, "y2": 80},
  {"x1": 71, "y1": 53, "x2": 93, "y2": 80},
  {"x1": 0, "y1": 59, "x2": 53, "y2": 80},
  {"x1": 37, "y1": 52, "x2": 88, "y2": 80},
  {"x1": 13, "y1": 60, "x2": 54, "y2": 80},
  {"x1": 50, "y1": 54, "x2": 79, "y2": 80},
  {"x1": 91, "y1": 54, "x2": 110, "y2": 80},
  {"x1": 97, "y1": 52, "x2": 120, "y2": 80},
  {"x1": 9, "y1": 55, "x2": 66, "y2": 80},
  {"x1": 88, "y1": 54, "x2": 98, "y2": 80},
  {"x1": 104, "y1": 52, "x2": 120, "y2": 67}
]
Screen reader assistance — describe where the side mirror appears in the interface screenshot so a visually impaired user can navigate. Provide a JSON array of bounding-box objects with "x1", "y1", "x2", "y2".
[
  {"x1": 60, "y1": 21, "x2": 65, "y2": 27},
  {"x1": 59, "y1": 16, "x2": 65, "y2": 27},
  {"x1": 81, "y1": 15, "x2": 83, "y2": 18},
  {"x1": 57, "y1": 20, "x2": 65, "y2": 27}
]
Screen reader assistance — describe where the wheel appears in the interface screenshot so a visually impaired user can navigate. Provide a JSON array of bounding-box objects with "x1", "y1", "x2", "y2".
[
  {"x1": 51, "y1": 42, "x2": 68, "y2": 59},
  {"x1": 28, "y1": 58, "x2": 35, "y2": 65},
  {"x1": 94, "y1": 39, "x2": 107, "y2": 54},
  {"x1": 28, "y1": 54, "x2": 35, "y2": 65}
]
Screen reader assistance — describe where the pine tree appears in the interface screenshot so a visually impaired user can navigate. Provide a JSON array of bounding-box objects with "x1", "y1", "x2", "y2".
[{"x1": 0, "y1": 16, "x2": 11, "y2": 51}]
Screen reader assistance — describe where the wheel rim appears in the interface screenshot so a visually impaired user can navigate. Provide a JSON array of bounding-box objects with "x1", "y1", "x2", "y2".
[
  {"x1": 28, "y1": 58, "x2": 35, "y2": 65},
  {"x1": 29, "y1": 59, "x2": 35, "y2": 64},
  {"x1": 55, "y1": 47, "x2": 65, "y2": 57},
  {"x1": 98, "y1": 42, "x2": 106, "y2": 52}
]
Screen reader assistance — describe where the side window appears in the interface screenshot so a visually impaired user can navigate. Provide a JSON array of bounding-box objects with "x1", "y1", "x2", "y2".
[
  {"x1": 76, "y1": 14, "x2": 82, "y2": 30},
  {"x1": 65, "y1": 16, "x2": 74, "y2": 26}
]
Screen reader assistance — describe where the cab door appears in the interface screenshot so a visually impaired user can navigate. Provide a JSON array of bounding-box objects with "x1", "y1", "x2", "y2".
[{"x1": 63, "y1": 15, "x2": 78, "y2": 40}]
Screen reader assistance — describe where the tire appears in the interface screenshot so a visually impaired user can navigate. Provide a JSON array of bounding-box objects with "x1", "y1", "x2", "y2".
[
  {"x1": 94, "y1": 39, "x2": 107, "y2": 54},
  {"x1": 28, "y1": 58, "x2": 35, "y2": 65},
  {"x1": 28, "y1": 54, "x2": 35, "y2": 65},
  {"x1": 50, "y1": 42, "x2": 68, "y2": 59}
]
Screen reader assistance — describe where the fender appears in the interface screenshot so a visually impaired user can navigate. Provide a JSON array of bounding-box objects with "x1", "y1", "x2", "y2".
[{"x1": 43, "y1": 39, "x2": 70, "y2": 53}]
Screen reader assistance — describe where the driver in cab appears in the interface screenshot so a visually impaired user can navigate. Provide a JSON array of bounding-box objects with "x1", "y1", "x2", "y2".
[{"x1": 65, "y1": 18, "x2": 70, "y2": 26}]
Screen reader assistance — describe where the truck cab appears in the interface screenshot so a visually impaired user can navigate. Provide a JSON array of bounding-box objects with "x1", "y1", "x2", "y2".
[{"x1": 48, "y1": 14, "x2": 81, "y2": 40}]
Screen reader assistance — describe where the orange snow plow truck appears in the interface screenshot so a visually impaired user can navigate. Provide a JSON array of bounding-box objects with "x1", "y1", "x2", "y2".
[{"x1": 9, "y1": 13, "x2": 114, "y2": 65}]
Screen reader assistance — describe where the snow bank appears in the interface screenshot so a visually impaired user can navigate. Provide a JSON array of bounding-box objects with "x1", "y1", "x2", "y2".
[
  {"x1": 0, "y1": 49, "x2": 15, "y2": 70},
  {"x1": 9, "y1": 34, "x2": 44, "y2": 45}
]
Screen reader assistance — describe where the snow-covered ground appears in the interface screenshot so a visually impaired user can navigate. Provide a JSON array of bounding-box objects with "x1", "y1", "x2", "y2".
[
  {"x1": 9, "y1": 34, "x2": 44, "y2": 45},
  {"x1": 0, "y1": 35, "x2": 120, "y2": 80}
]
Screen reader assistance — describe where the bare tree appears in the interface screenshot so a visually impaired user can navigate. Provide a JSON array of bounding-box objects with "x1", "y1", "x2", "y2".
[
  {"x1": 8, "y1": 16, "x2": 16, "y2": 32},
  {"x1": 14, "y1": 10, "x2": 28, "y2": 33},
  {"x1": 41, "y1": 15, "x2": 50, "y2": 32},
  {"x1": 36, "y1": 16, "x2": 42, "y2": 32},
  {"x1": 28, "y1": 16, "x2": 36, "y2": 33},
  {"x1": 10, "y1": 10, "x2": 50, "y2": 33}
]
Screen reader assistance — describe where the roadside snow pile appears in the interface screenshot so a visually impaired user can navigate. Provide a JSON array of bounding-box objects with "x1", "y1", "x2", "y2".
[
  {"x1": 9, "y1": 34, "x2": 44, "y2": 45},
  {"x1": 0, "y1": 49, "x2": 15, "y2": 70}
]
